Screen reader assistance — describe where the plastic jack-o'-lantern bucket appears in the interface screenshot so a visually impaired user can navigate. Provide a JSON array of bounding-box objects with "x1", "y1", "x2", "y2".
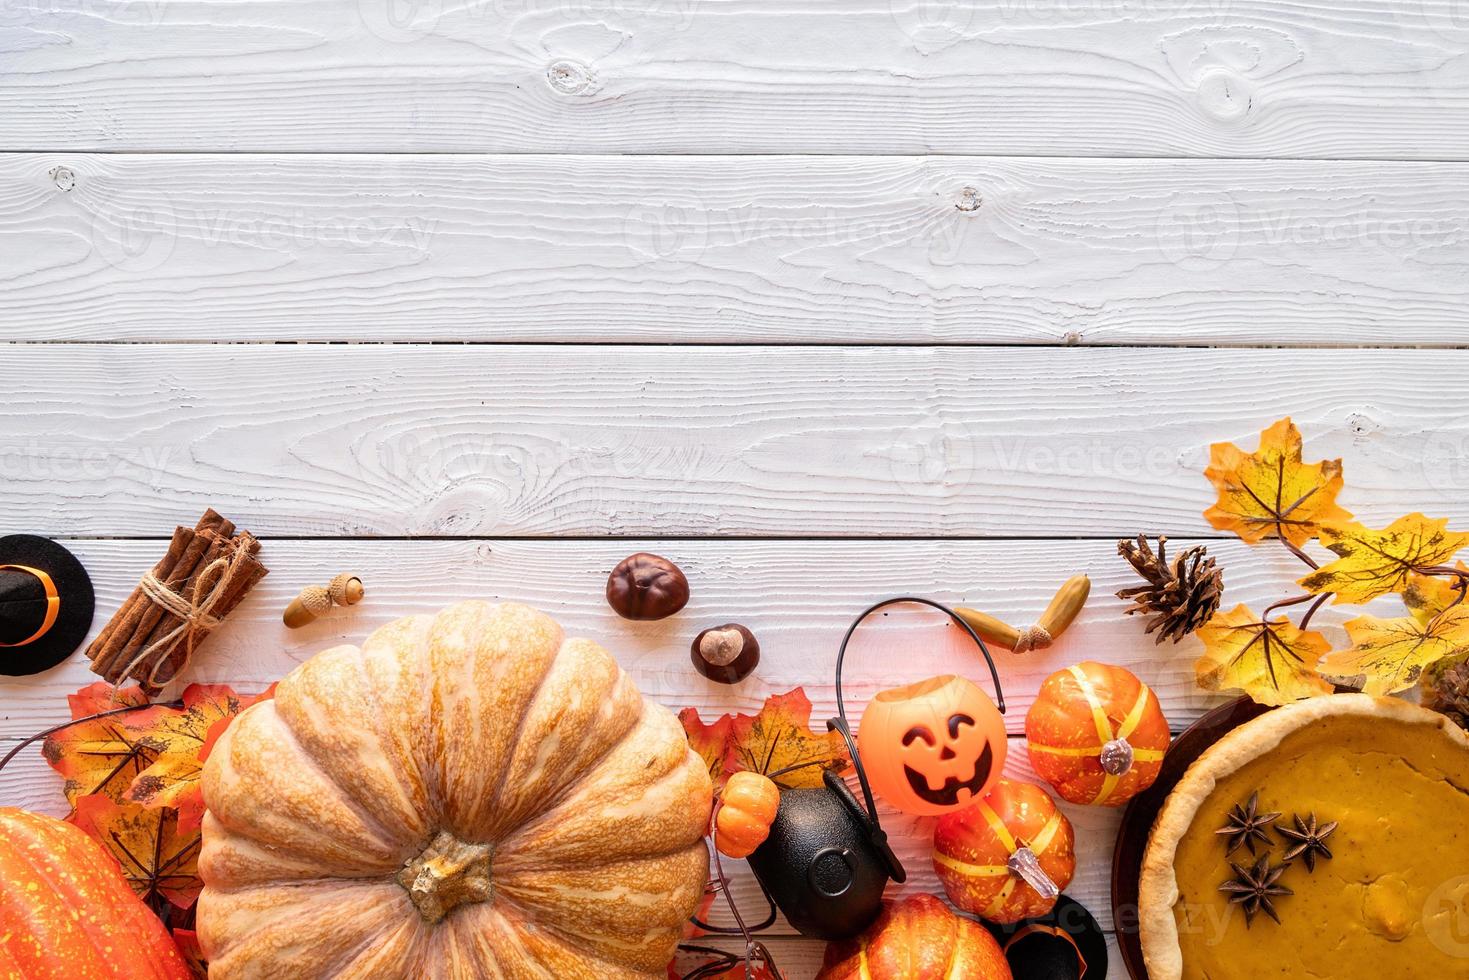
[{"x1": 858, "y1": 673, "x2": 1008, "y2": 817}]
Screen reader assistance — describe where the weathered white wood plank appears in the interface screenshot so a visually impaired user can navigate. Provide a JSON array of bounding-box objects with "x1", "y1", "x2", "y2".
[
  {"x1": 3, "y1": 0, "x2": 1468, "y2": 156},
  {"x1": 8, "y1": 153, "x2": 1469, "y2": 345},
  {"x1": 1, "y1": 344, "x2": 1465, "y2": 537}
]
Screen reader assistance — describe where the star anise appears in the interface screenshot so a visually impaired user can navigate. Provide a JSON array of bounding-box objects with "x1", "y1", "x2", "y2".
[
  {"x1": 1278, "y1": 812, "x2": 1337, "y2": 872},
  {"x1": 1219, "y1": 855, "x2": 1293, "y2": 926},
  {"x1": 1215, "y1": 791, "x2": 1281, "y2": 855}
]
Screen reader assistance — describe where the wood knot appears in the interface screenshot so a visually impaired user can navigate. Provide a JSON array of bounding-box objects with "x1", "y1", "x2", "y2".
[{"x1": 547, "y1": 59, "x2": 595, "y2": 96}]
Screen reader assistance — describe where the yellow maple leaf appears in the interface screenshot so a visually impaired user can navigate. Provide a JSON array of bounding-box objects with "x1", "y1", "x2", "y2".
[
  {"x1": 1299, "y1": 514, "x2": 1469, "y2": 605},
  {"x1": 1204, "y1": 418, "x2": 1352, "y2": 547},
  {"x1": 1194, "y1": 604, "x2": 1334, "y2": 705},
  {"x1": 1320, "y1": 608, "x2": 1469, "y2": 695},
  {"x1": 1403, "y1": 562, "x2": 1469, "y2": 626}
]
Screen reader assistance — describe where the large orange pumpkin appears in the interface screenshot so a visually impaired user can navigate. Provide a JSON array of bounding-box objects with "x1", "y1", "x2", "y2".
[
  {"x1": 198, "y1": 602, "x2": 712, "y2": 978},
  {"x1": 932, "y1": 778, "x2": 1075, "y2": 924},
  {"x1": 816, "y1": 893, "x2": 1012, "y2": 979},
  {"x1": 1025, "y1": 661, "x2": 1170, "y2": 806},
  {"x1": 0, "y1": 807, "x2": 192, "y2": 980}
]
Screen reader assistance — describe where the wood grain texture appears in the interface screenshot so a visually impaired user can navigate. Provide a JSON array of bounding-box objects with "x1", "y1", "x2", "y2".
[
  {"x1": 1, "y1": 344, "x2": 1465, "y2": 537},
  {"x1": 0, "y1": 533, "x2": 1398, "y2": 947},
  {"x1": 8, "y1": 153, "x2": 1469, "y2": 344},
  {"x1": 3, "y1": 0, "x2": 1469, "y2": 156}
]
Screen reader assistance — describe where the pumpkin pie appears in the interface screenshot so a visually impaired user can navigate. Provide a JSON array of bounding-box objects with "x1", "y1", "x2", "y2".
[{"x1": 1139, "y1": 694, "x2": 1469, "y2": 980}]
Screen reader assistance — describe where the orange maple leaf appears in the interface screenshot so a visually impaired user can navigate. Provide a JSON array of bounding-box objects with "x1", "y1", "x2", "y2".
[
  {"x1": 678, "y1": 687, "x2": 850, "y2": 792},
  {"x1": 726, "y1": 689, "x2": 850, "y2": 790},
  {"x1": 69, "y1": 796, "x2": 202, "y2": 912},
  {"x1": 44, "y1": 682, "x2": 274, "y2": 833},
  {"x1": 1203, "y1": 418, "x2": 1352, "y2": 547},
  {"x1": 1194, "y1": 604, "x2": 1334, "y2": 705}
]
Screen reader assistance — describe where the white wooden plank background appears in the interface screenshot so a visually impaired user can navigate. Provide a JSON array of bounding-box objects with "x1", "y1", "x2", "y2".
[
  {"x1": 4, "y1": 0, "x2": 1469, "y2": 977},
  {"x1": 1, "y1": 345, "x2": 1465, "y2": 538},
  {"x1": 5, "y1": 0, "x2": 1469, "y2": 156},
  {"x1": 6, "y1": 154, "x2": 1469, "y2": 344}
]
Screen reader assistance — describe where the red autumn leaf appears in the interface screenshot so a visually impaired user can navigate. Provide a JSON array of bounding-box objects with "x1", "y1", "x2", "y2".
[
  {"x1": 678, "y1": 688, "x2": 850, "y2": 793},
  {"x1": 678, "y1": 707, "x2": 736, "y2": 788},
  {"x1": 171, "y1": 929, "x2": 209, "y2": 979},
  {"x1": 70, "y1": 795, "x2": 202, "y2": 912},
  {"x1": 67, "y1": 681, "x2": 150, "y2": 717}
]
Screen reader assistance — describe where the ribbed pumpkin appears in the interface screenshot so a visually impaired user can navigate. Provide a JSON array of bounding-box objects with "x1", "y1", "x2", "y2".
[
  {"x1": 816, "y1": 893, "x2": 1012, "y2": 979},
  {"x1": 1025, "y1": 662, "x2": 1170, "y2": 806},
  {"x1": 932, "y1": 778, "x2": 1075, "y2": 924},
  {"x1": 715, "y1": 771, "x2": 780, "y2": 859},
  {"x1": 0, "y1": 807, "x2": 192, "y2": 980},
  {"x1": 198, "y1": 602, "x2": 712, "y2": 979}
]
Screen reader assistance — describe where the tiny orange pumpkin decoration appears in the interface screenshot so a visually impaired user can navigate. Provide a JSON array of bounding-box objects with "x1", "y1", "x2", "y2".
[
  {"x1": 715, "y1": 771, "x2": 780, "y2": 859},
  {"x1": 1025, "y1": 661, "x2": 1170, "y2": 806},
  {"x1": 933, "y1": 778, "x2": 1075, "y2": 924},
  {"x1": 858, "y1": 674, "x2": 1007, "y2": 817}
]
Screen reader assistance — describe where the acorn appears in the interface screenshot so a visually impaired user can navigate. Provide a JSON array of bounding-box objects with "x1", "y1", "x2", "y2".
[
  {"x1": 284, "y1": 573, "x2": 364, "y2": 629},
  {"x1": 691, "y1": 624, "x2": 760, "y2": 683}
]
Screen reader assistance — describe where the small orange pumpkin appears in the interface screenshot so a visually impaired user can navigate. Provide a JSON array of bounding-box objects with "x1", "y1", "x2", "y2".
[
  {"x1": 858, "y1": 674, "x2": 1007, "y2": 816},
  {"x1": 715, "y1": 771, "x2": 780, "y2": 859},
  {"x1": 1025, "y1": 661, "x2": 1170, "y2": 806},
  {"x1": 933, "y1": 778, "x2": 1075, "y2": 924},
  {"x1": 816, "y1": 893, "x2": 1012, "y2": 979}
]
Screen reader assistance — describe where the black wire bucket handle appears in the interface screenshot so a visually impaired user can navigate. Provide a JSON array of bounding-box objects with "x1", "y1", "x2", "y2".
[{"x1": 826, "y1": 596, "x2": 1007, "y2": 838}]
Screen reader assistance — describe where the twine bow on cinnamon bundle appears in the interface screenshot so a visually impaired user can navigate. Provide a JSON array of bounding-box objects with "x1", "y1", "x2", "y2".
[{"x1": 86, "y1": 509, "x2": 268, "y2": 694}]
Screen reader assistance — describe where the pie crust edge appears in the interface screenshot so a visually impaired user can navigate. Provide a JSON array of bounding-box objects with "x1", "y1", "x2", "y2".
[{"x1": 1136, "y1": 693, "x2": 1469, "y2": 980}]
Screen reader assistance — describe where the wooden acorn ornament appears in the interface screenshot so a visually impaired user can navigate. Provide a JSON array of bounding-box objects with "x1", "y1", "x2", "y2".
[
  {"x1": 283, "y1": 573, "x2": 364, "y2": 629},
  {"x1": 955, "y1": 574, "x2": 1090, "y2": 654}
]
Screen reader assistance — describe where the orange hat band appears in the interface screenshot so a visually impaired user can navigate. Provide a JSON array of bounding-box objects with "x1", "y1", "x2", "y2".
[
  {"x1": 1004, "y1": 923, "x2": 1088, "y2": 979},
  {"x1": 0, "y1": 565, "x2": 60, "y2": 648}
]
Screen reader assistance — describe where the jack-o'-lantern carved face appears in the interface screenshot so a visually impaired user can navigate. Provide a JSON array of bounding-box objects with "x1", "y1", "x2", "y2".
[{"x1": 857, "y1": 674, "x2": 1007, "y2": 816}]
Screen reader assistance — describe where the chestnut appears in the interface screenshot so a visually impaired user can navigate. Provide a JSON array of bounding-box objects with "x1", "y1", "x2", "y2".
[
  {"x1": 606, "y1": 552, "x2": 689, "y2": 621},
  {"x1": 691, "y1": 624, "x2": 760, "y2": 683}
]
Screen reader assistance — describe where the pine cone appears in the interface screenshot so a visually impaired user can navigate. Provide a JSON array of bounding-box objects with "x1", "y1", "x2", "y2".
[
  {"x1": 1116, "y1": 534, "x2": 1224, "y2": 644},
  {"x1": 1425, "y1": 659, "x2": 1469, "y2": 731}
]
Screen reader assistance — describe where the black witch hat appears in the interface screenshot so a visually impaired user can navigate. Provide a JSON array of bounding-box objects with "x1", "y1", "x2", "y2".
[{"x1": 0, "y1": 535, "x2": 95, "y2": 676}]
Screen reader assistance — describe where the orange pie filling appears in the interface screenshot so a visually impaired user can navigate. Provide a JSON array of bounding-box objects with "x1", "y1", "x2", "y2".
[{"x1": 1170, "y1": 715, "x2": 1469, "y2": 979}]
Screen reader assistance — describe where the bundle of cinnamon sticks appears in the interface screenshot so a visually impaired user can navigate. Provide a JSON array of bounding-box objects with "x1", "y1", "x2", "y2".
[{"x1": 87, "y1": 509, "x2": 268, "y2": 693}]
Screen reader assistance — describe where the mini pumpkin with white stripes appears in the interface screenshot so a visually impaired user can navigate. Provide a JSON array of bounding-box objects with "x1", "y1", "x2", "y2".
[
  {"x1": 1024, "y1": 661, "x2": 1171, "y2": 807},
  {"x1": 932, "y1": 777, "x2": 1075, "y2": 925}
]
